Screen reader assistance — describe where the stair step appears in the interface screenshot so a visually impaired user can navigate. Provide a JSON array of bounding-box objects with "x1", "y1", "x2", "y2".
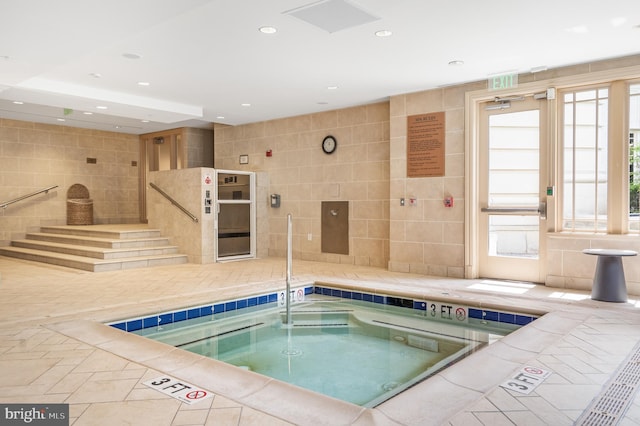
[
  {"x1": 26, "y1": 232, "x2": 171, "y2": 249},
  {"x1": 40, "y1": 225, "x2": 161, "y2": 240},
  {"x1": 0, "y1": 246, "x2": 188, "y2": 272},
  {"x1": 0, "y1": 224, "x2": 189, "y2": 272},
  {"x1": 11, "y1": 239, "x2": 179, "y2": 259}
]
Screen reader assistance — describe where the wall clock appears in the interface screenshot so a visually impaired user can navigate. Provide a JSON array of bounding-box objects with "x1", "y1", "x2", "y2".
[{"x1": 322, "y1": 135, "x2": 337, "y2": 154}]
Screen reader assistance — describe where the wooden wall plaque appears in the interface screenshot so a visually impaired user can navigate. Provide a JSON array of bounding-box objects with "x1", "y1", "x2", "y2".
[{"x1": 406, "y1": 112, "x2": 445, "y2": 177}]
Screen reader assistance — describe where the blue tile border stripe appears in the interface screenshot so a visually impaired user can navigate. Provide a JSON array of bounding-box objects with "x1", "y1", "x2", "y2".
[{"x1": 108, "y1": 284, "x2": 538, "y2": 332}]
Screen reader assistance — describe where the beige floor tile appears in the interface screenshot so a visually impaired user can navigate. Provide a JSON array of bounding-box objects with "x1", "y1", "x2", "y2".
[
  {"x1": 203, "y1": 407, "x2": 241, "y2": 425},
  {"x1": 72, "y1": 350, "x2": 130, "y2": 373},
  {"x1": 66, "y1": 377, "x2": 140, "y2": 404},
  {"x1": 172, "y1": 409, "x2": 209, "y2": 425},
  {"x1": 0, "y1": 358, "x2": 60, "y2": 386},
  {"x1": 74, "y1": 400, "x2": 181, "y2": 426}
]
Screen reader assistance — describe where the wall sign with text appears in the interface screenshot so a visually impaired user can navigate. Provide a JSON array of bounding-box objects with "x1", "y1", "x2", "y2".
[{"x1": 407, "y1": 112, "x2": 445, "y2": 178}]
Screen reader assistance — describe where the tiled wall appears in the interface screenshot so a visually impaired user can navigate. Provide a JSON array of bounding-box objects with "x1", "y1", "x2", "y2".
[
  {"x1": 0, "y1": 119, "x2": 140, "y2": 245},
  {"x1": 547, "y1": 235, "x2": 640, "y2": 296},
  {"x1": 214, "y1": 103, "x2": 390, "y2": 268},
  {"x1": 388, "y1": 85, "x2": 477, "y2": 277},
  {"x1": 184, "y1": 127, "x2": 214, "y2": 168}
]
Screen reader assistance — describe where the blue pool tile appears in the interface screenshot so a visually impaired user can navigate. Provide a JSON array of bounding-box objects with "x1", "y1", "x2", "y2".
[
  {"x1": 483, "y1": 310, "x2": 499, "y2": 322},
  {"x1": 331, "y1": 289, "x2": 341, "y2": 297},
  {"x1": 305, "y1": 287, "x2": 313, "y2": 295},
  {"x1": 127, "y1": 319, "x2": 143, "y2": 332},
  {"x1": 469, "y1": 308, "x2": 483, "y2": 319},
  {"x1": 341, "y1": 290, "x2": 353, "y2": 299},
  {"x1": 187, "y1": 308, "x2": 200, "y2": 319},
  {"x1": 225, "y1": 301, "x2": 237, "y2": 312},
  {"x1": 257, "y1": 295, "x2": 267, "y2": 305},
  {"x1": 500, "y1": 313, "x2": 515, "y2": 324},
  {"x1": 174, "y1": 310, "x2": 187, "y2": 322},
  {"x1": 351, "y1": 292, "x2": 363, "y2": 300},
  {"x1": 321, "y1": 287, "x2": 332, "y2": 296},
  {"x1": 111, "y1": 322, "x2": 126, "y2": 331},
  {"x1": 201, "y1": 305, "x2": 213, "y2": 316},
  {"x1": 516, "y1": 315, "x2": 534, "y2": 325},
  {"x1": 362, "y1": 293, "x2": 373, "y2": 302},
  {"x1": 414, "y1": 301, "x2": 427, "y2": 311},
  {"x1": 213, "y1": 303, "x2": 225, "y2": 314},
  {"x1": 248, "y1": 297, "x2": 258, "y2": 307},
  {"x1": 237, "y1": 299, "x2": 248, "y2": 309},
  {"x1": 373, "y1": 295, "x2": 385, "y2": 304},
  {"x1": 159, "y1": 313, "x2": 173, "y2": 325},
  {"x1": 143, "y1": 316, "x2": 158, "y2": 328},
  {"x1": 268, "y1": 293, "x2": 278, "y2": 303}
]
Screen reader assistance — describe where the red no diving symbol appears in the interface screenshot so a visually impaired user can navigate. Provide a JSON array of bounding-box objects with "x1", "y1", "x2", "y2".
[
  {"x1": 455, "y1": 307, "x2": 466, "y2": 321},
  {"x1": 186, "y1": 390, "x2": 208, "y2": 400},
  {"x1": 524, "y1": 367, "x2": 544, "y2": 375}
]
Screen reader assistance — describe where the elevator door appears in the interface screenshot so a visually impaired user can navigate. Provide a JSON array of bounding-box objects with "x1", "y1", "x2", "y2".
[{"x1": 215, "y1": 170, "x2": 256, "y2": 261}]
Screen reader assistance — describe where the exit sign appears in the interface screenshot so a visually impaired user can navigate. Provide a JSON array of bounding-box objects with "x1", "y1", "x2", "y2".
[{"x1": 489, "y1": 73, "x2": 518, "y2": 90}]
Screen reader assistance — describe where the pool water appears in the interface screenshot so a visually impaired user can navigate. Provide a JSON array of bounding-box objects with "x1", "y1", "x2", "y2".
[{"x1": 132, "y1": 296, "x2": 516, "y2": 406}]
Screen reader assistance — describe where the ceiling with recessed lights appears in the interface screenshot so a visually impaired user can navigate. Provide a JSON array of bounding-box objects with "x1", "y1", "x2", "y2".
[{"x1": 1, "y1": 0, "x2": 639, "y2": 134}]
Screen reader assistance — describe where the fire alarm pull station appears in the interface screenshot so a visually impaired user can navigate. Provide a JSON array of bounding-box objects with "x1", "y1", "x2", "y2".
[{"x1": 444, "y1": 196, "x2": 454, "y2": 208}]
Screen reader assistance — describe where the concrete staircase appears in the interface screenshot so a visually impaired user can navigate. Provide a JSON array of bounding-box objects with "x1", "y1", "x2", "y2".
[{"x1": 0, "y1": 224, "x2": 188, "y2": 272}]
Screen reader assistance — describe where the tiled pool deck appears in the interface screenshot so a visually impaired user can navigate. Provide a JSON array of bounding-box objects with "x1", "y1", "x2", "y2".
[{"x1": 2, "y1": 253, "x2": 640, "y2": 425}]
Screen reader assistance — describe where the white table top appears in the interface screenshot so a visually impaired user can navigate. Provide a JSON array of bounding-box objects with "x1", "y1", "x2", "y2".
[{"x1": 583, "y1": 249, "x2": 638, "y2": 256}]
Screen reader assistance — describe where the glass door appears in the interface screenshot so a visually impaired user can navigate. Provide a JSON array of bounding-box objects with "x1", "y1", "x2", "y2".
[
  {"x1": 478, "y1": 96, "x2": 547, "y2": 283},
  {"x1": 215, "y1": 170, "x2": 256, "y2": 261}
]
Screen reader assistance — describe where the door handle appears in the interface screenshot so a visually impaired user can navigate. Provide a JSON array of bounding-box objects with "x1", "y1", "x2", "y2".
[{"x1": 481, "y1": 201, "x2": 546, "y2": 219}]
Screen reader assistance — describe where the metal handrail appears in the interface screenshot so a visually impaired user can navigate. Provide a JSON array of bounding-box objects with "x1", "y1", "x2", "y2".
[
  {"x1": 149, "y1": 182, "x2": 199, "y2": 223},
  {"x1": 1, "y1": 185, "x2": 59, "y2": 209},
  {"x1": 285, "y1": 213, "x2": 293, "y2": 326}
]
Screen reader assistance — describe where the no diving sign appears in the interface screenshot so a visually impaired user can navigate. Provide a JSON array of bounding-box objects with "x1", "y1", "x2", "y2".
[
  {"x1": 144, "y1": 376, "x2": 213, "y2": 405},
  {"x1": 500, "y1": 366, "x2": 551, "y2": 395}
]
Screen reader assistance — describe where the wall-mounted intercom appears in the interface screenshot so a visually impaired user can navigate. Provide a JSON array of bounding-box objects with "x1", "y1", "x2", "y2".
[{"x1": 270, "y1": 194, "x2": 280, "y2": 208}]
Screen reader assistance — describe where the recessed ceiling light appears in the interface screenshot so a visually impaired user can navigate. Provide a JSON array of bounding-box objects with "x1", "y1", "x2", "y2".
[
  {"x1": 259, "y1": 26, "x2": 277, "y2": 34},
  {"x1": 122, "y1": 52, "x2": 142, "y2": 60},
  {"x1": 83, "y1": 111, "x2": 93, "y2": 115},
  {"x1": 96, "y1": 105, "x2": 108, "y2": 110},
  {"x1": 137, "y1": 81, "x2": 150, "y2": 86},
  {"x1": 317, "y1": 101, "x2": 329, "y2": 105},
  {"x1": 565, "y1": 25, "x2": 588, "y2": 34},
  {"x1": 241, "y1": 103, "x2": 251, "y2": 107},
  {"x1": 448, "y1": 60, "x2": 464, "y2": 66},
  {"x1": 610, "y1": 17, "x2": 627, "y2": 27},
  {"x1": 57, "y1": 118, "x2": 65, "y2": 122},
  {"x1": 375, "y1": 30, "x2": 392, "y2": 37},
  {"x1": 216, "y1": 116, "x2": 225, "y2": 119},
  {"x1": 530, "y1": 65, "x2": 548, "y2": 73},
  {"x1": 327, "y1": 86, "x2": 339, "y2": 90},
  {"x1": 12, "y1": 101, "x2": 23, "y2": 105},
  {"x1": 89, "y1": 73, "x2": 102, "y2": 78}
]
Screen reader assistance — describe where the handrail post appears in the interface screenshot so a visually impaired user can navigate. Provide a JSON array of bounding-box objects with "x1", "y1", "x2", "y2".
[{"x1": 286, "y1": 213, "x2": 293, "y2": 326}]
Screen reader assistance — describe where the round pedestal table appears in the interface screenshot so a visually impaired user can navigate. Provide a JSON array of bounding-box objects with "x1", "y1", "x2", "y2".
[{"x1": 583, "y1": 249, "x2": 637, "y2": 302}]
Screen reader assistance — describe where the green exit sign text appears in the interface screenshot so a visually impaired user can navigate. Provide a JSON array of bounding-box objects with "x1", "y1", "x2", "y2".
[{"x1": 489, "y1": 73, "x2": 518, "y2": 90}]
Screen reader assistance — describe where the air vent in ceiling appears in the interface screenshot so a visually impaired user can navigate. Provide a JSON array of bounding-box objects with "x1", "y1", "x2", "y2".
[{"x1": 284, "y1": 0, "x2": 380, "y2": 33}]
